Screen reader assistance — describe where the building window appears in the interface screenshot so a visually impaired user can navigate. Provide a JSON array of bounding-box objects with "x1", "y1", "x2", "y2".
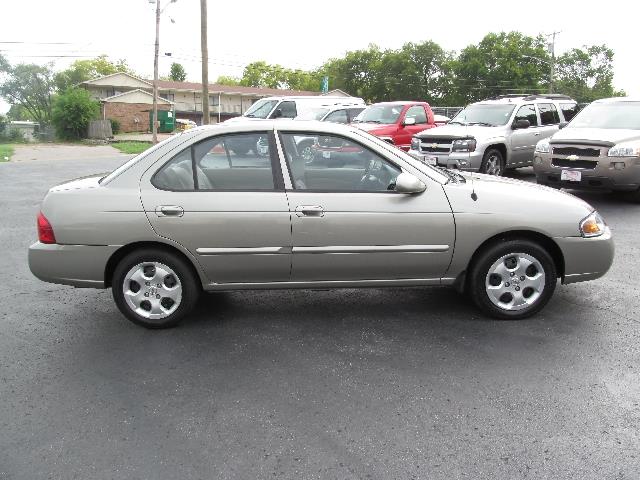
[
  {"x1": 209, "y1": 95, "x2": 219, "y2": 106},
  {"x1": 160, "y1": 93, "x2": 175, "y2": 102}
]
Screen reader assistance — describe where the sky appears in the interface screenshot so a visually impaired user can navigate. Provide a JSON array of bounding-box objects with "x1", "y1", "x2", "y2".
[{"x1": 1, "y1": 0, "x2": 637, "y2": 114}]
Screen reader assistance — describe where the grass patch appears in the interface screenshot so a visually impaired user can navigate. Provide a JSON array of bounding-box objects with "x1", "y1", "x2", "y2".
[
  {"x1": 111, "y1": 141, "x2": 153, "y2": 155},
  {"x1": 0, "y1": 144, "x2": 14, "y2": 162}
]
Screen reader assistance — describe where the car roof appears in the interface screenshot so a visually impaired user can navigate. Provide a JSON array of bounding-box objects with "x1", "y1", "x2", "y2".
[
  {"x1": 191, "y1": 119, "x2": 365, "y2": 135},
  {"x1": 472, "y1": 95, "x2": 576, "y2": 106},
  {"x1": 367, "y1": 101, "x2": 427, "y2": 106},
  {"x1": 592, "y1": 96, "x2": 640, "y2": 104}
]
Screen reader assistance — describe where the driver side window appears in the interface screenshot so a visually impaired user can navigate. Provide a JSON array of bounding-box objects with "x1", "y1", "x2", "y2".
[{"x1": 279, "y1": 132, "x2": 401, "y2": 192}]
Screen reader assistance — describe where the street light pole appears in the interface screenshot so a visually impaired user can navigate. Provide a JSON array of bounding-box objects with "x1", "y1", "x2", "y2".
[
  {"x1": 152, "y1": 0, "x2": 160, "y2": 144},
  {"x1": 548, "y1": 31, "x2": 560, "y2": 94}
]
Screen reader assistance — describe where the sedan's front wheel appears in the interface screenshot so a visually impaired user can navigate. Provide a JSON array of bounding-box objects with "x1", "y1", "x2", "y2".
[
  {"x1": 468, "y1": 240, "x2": 557, "y2": 319},
  {"x1": 112, "y1": 249, "x2": 200, "y2": 328}
]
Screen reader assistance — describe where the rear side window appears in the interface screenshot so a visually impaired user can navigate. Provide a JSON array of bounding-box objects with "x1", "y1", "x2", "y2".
[
  {"x1": 560, "y1": 103, "x2": 579, "y2": 121},
  {"x1": 152, "y1": 132, "x2": 276, "y2": 191},
  {"x1": 152, "y1": 148, "x2": 194, "y2": 191},
  {"x1": 405, "y1": 105, "x2": 427, "y2": 124},
  {"x1": 324, "y1": 109, "x2": 349, "y2": 124},
  {"x1": 538, "y1": 103, "x2": 560, "y2": 125},
  {"x1": 514, "y1": 104, "x2": 538, "y2": 127},
  {"x1": 274, "y1": 101, "x2": 297, "y2": 119},
  {"x1": 348, "y1": 108, "x2": 365, "y2": 122}
]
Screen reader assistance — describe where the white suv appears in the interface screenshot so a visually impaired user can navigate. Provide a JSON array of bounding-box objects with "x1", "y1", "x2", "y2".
[{"x1": 409, "y1": 94, "x2": 578, "y2": 175}]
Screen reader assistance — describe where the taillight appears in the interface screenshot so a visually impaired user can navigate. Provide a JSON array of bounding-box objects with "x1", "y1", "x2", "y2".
[{"x1": 37, "y1": 212, "x2": 56, "y2": 244}]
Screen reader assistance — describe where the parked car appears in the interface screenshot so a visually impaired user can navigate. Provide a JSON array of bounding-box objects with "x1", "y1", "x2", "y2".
[
  {"x1": 292, "y1": 106, "x2": 367, "y2": 161},
  {"x1": 352, "y1": 101, "x2": 437, "y2": 150},
  {"x1": 534, "y1": 97, "x2": 640, "y2": 202},
  {"x1": 29, "y1": 120, "x2": 613, "y2": 328},
  {"x1": 295, "y1": 105, "x2": 365, "y2": 124},
  {"x1": 408, "y1": 94, "x2": 579, "y2": 175},
  {"x1": 231, "y1": 96, "x2": 365, "y2": 121}
]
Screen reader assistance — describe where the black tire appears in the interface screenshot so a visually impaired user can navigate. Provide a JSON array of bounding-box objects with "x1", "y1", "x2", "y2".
[
  {"x1": 112, "y1": 248, "x2": 200, "y2": 329},
  {"x1": 467, "y1": 239, "x2": 557, "y2": 320},
  {"x1": 480, "y1": 148, "x2": 504, "y2": 176}
]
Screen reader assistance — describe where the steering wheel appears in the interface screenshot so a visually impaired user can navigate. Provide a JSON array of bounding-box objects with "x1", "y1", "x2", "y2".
[{"x1": 357, "y1": 158, "x2": 388, "y2": 190}]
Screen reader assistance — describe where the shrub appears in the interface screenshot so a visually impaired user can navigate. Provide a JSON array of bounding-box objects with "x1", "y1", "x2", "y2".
[
  {"x1": 51, "y1": 88, "x2": 100, "y2": 140},
  {"x1": 109, "y1": 118, "x2": 121, "y2": 135}
]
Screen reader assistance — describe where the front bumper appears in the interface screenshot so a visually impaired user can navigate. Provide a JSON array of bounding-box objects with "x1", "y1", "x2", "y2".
[
  {"x1": 554, "y1": 227, "x2": 614, "y2": 284},
  {"x1": 408, "y1": 149, "x2": 484, "y2": 171},
  {"x1": 534, "y1": 154, "x2": 640, "y2": 192},
  {"x1": 28, "y1": 242, "x2": 120, "y2": 288}
]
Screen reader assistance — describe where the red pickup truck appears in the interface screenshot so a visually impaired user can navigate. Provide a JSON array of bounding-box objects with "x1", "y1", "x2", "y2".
[{"x1": 352, "y1": 101, "x2": 437, "y2": 150}]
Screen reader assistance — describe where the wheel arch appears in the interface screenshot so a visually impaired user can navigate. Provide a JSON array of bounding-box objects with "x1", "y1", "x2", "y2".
[
  {"x1": 485, "y1": 143, "x2": 508, "y2": 164},
  {"x1": 104, "y1": 241, "x2": 205, "y2": 288},
  {"x1": 454, "y1": 230, "x2": 565, "y2": 292}
]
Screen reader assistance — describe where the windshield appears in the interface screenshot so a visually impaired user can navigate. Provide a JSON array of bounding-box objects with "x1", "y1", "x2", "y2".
[
  {"x1": 568, "y1": 101, "x2": 640, "y2": 130},
  {"x1": 244, "y1": 99, "x2": 279, "y2": 119},
  {"x1": 354, "y1": 104, "x2": 404, "y2": 124},
  {"x1": 295, "y1": 108, "x2": 329, "y2": 121},
  {"x1": 450, "y1": 104, "x2": 515, "y2": 126}
]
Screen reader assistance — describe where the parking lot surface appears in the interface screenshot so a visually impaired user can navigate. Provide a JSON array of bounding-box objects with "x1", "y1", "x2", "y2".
[{"x1": 1, "y1": 156, "x2": 639, "y2": 479}]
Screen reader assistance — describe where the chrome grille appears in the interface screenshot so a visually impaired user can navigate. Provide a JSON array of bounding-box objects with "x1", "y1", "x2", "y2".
[
  {"x1": 419, "y1": 138, "x2": 453, "y2": 154},
  {"x1": 552, "y1": 146, "x2": 601, "y2": 157}
]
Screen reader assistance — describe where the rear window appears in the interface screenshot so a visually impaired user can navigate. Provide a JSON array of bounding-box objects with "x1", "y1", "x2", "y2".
[
  {"x1": 560, "y1": 103, "x2": 579, "y2": 122},
  {"x1": 538, "y1": 103, "x2": 560, "y2": 125}
]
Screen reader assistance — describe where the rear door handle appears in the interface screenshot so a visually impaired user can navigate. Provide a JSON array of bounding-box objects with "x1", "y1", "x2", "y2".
[
  {"x1": 295, "y1": 205, "x2": 324, "y2": 217},
  {"x1": 534, "y1": 132, "x2": 541, "y2": 136},
  {"x1": 155, "y1": 205, "x2": 184, "y2": 217}
]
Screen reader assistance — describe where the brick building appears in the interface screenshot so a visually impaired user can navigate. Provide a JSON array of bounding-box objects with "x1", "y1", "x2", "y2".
[{"x1": 82, "y1": 72, "x2": 327, "y2": 132}]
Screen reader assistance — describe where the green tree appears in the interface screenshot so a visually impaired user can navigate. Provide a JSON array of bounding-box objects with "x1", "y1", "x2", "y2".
[
  {"x1": 169, "y1": 62, "x2": 187, "y2": 82},
  {"x1": 0, "y1": 62, "x2": 55, "y2": 126},
  {"x1": 215, "y1": 75, "x2": 241, "y2": 86},
  {"x1": 54, "y1": 55, "x2": 131, "y2": 92},
  {"x1": 452, "y1": 32, "x2": 551, "y2": 103},
  {"x1": 7, "y1": 104, "x2": 35, "y2": 121},
  {"x1": 239, "y1": 61, "x2": 320, "y2": 91},
  {"x1": 555, "y1": 45, "x2": 625, "y2": 103},
  {"x1": 51, "y1": 88, "x2": 100, "y2": 140}
]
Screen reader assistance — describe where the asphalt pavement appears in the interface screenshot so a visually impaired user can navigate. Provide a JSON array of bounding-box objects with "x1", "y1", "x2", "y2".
[{"x1": 0, "y1": 155, "x2": 639, "y2": 479}]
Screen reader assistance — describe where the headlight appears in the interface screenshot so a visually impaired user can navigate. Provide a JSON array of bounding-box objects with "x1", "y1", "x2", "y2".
[
  {"x1": 608, "y1": 141, "x2": 640, "y2": 157},
  {"x1": 579, "y1": 211, "x2": 606, "y2": 238},
  {"x1": 451, "y1": 138, "x2": 476, "y2": 152},
  {"x1": 410, "y1": 137, "x2": 420, "y2": 151},
  {"x1": 535, "y1": 139, "x2": 551, "y2": 154}
]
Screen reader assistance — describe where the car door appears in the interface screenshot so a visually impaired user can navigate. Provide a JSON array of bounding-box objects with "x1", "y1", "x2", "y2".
[
  {"x1": 536, "y1": 103, "x2": 562, "y2": 152},
  {"x1": 277, "y1": 130, "x2": 455, "y2": 283},
  {"x1": 510, "y1": 104, "x2": 540, "y2": 165},
  {"x1": 139, "y1": 130, "x2": 292, "y2": 285},
  {"x1": 397, "y1": 105, "x2": 432, "y2": 150}
]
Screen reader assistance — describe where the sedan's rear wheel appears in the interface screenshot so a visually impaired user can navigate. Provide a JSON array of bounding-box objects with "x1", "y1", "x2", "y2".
[
  {"x1": 112, "y1": 249, "x2": 200, "y2": 328},
  {"x1": 468, "y1": 240, "x2": 557, "y2": 319}
]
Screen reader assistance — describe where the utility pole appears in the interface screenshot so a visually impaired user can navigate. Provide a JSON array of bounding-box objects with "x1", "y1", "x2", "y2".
[
  {"x1": 152, "y1": 0, "x2": 161, "y2": 143},
  {"x1": 548, "y1": 31, "x2": 561, "y2": 94},
  {"x1": 200, "y1": 0, "x2": 210, "y2": 125}
]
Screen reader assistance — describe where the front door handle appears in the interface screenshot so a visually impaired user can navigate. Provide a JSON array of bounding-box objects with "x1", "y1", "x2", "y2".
[
  {"x1": 295, "y1": 205, "x2": 324, "y2": 217},
  {"x1": 155, "y1": 205, "x2": 184, "y2": 217},
  {"x1": 534, "y1": 132, "x2": 541, "y2": 136}
]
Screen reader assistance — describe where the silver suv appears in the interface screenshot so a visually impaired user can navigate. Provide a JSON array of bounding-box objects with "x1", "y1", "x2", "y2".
[{"x1": 409, "y1": 94, "x2": 578, "y2": 175}]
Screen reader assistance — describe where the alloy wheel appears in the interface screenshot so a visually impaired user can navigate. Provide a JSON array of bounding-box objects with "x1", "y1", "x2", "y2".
[
  {"x1": 485, "y1": 253, "x2": 545, "y2": 311},
  {"x1": 122, "y1": 262, "x2": 182, "y2": 320}
]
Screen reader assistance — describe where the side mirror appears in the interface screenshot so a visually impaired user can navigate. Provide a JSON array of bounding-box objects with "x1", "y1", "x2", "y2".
[
  {"x1": 403, "y1": 117, "x2": 416, "y2": 126},
  {"x1": 512, "y1": 119, "x2": 530, "y2": 130},
  {"x1": 559, "y1": 121, "x2": 568, "y2": 129},
  {"x1": 394, "y1": 172, "x2": 426, "y2": 194},
  {"x1": 271, "y1": 108, "x2": 283, "y2": 119}
]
